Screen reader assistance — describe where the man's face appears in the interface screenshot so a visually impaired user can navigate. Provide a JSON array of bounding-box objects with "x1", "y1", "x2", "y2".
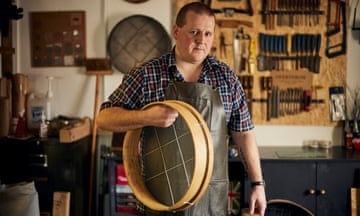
[{"x1": 173, "y1": 11, "x2": 215, "y2": 64}]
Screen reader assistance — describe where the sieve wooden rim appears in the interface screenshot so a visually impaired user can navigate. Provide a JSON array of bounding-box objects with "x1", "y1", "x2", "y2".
[{"x1": 122, "y1": 100, "x2": 213, "y2": 211}]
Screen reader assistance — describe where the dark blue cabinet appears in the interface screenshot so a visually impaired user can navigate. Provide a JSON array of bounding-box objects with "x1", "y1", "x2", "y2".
[{"x1": 241, "y1": 147, "x2": 360, "y2": 216}]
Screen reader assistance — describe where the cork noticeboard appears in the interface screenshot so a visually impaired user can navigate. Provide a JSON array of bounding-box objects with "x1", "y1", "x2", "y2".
[
  {"x1": 30, "y1": 11, "x2": 86, "y2": 67},
  {"x1": 172, "y1": 0, "x2": 348, "y2": 126}
]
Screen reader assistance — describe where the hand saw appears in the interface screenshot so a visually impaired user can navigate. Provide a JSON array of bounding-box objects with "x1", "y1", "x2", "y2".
[{"x1": 325, "y1": 0, "x2": 347, "y2": 58}]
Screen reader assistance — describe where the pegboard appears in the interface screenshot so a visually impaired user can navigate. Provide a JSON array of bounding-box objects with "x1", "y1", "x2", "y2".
[
  {"x1": 172, "y1": 0, "x2": 348, "y2": 126},
  {"x1": 30, "y1": 11, "x2": 86, "y2": 67}
]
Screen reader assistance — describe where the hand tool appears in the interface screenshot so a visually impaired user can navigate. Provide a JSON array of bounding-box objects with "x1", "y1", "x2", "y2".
[
  {"x1": 240, "y1": 41, "x2": 247, "y2": 72},
  {"x1": 260, "y1": 77, "x2": 267, "y2": 120},
  {"x1": 306, "y1": 34, "x2": 312, "y2": 70},
  {"x1": 329, "y1": 86, "x2": 346, "y2": 121},
  {"x1": 283, "y1": 88, "x2": 289, "y2": 115},
  {"x1": 326, "y1": 0, "x2": 342, "y2": 35},
  {"x1": 273, "y1": 35, "x2": 279, "y2": 70},
  {"x1": 325, "y1": 0, "x2": 347, "y2": 58},
  {"x1": 257, "y1": 33, "x2": 266, "y2": 71},
  {"x1": 248, "y1": 38, "x2": 256, "y2": 74},
  {"x1": 247, "y1": 76, "x2": 254, "y2": 116},
  {"x1": 85, "y1": 59, "x2": 113, "y2": 216},
  {"x1": 240, "y1": 75, "x2": 254, "y2": 117},
  {"x1": 261, "y1": 0, "x2": 268, "y2": 25},
  {"x1": 233, "y1": 31, "x2": 240, "y2": 73},
  {"x1": 269, "y1": 0, "x2": 275, "y2": 30},
  {"x1": 279, "y1": 35, "x2": 286, "y2": 70},
  {"x1": 268, "y1": 34, "x2": 274, "y2": 71},
  {"x1": 287, "y1": 88, "x2": 293, "y2": 114},
  {"x1": 309, "y1": 34, "x2": 316, "y2": 73},
  {"x1": 352, "y1": 0, "x2": 360, "y2": 31},
  {"x1": 264, "y1": 77, "x2": 273, "y2": 121},
  {"x1": 272, "y1": 86, "x2": 279, "y2": 118},
  {"x1": 238, "y1": 28, "x2": 250, "y2": 73},
  {"x1": 291, "y1": 34, "x2": 297, "y2": 70},
  {"x1": 212, "y1": 0, "x2": 254, "y2": 17},
  {"x1": 311, "y1": 85, "x2": 323, "y2": 108},
  {"x1": 296, "y1": 34, "x2": 301, "y2": 70},
  {"x1": 279, "y1": 89, "x2": 284, "y2": 116},
  {"x1": 300, "y1": 34, "x2": 306, "y2": 69},
  {"x1": 315, "y1": 0, "x2": 321, "y2": 25},
  {"x1": 314, "y1": 34, "x2": 321, "y2": 73},
  {"x1": 297, "y1": 88, "x2": 304, "y2": 113},
  {"x1": 220, "y1": 33, "x2": 227, "y2": 58},
  {"x1": 216, "y1": 20, "x2": 253, "y2": 28},
  {"x1": 286, "y1": 34, "x2": 292, "y2": 69},
  {"x1": 277, "y1": 0, "x2": 283, "y2": 26}
]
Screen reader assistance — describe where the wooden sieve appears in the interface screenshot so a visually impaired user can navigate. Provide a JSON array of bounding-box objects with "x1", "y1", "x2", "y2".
[
  {"x1": 166, "y1": 100, "x2": 214, "y2": 211},
  {"x1": 122, "y1": 100, "x2": 214, "y2": 211}
]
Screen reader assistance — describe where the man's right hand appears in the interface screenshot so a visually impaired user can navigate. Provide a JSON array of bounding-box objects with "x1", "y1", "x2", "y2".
[{"x1": 143, "y1": 104, "x2": 179, "y2": 128}]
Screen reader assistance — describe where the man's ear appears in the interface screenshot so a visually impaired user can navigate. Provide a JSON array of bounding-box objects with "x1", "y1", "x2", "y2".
[{"x1": 172, "y1": 25, "x2": 179, "y2": 38}]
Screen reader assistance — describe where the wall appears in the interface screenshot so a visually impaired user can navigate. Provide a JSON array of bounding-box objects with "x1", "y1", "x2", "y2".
[{"x1": 14, "y1": 0, "x2": 360, "y2": 146}]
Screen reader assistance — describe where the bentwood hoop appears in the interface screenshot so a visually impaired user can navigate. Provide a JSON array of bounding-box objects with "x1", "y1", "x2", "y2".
[{"x1": 122, "y1": 100, "x2": 214, "y2": 211}]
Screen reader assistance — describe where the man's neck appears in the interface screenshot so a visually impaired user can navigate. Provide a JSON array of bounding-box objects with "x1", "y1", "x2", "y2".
[{"x1": 175, "y1": 56, "x2": 203, "y2": 82}]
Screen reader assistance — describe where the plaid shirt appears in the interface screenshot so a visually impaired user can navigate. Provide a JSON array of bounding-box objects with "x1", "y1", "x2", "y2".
[{"x1": 100, "y1": 50, "x2": 253, "y2": 132}]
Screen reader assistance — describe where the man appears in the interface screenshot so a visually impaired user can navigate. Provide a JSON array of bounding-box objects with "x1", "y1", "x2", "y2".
[{"x1": 97, "y1": 2, "x2": 266, "y2": 216}]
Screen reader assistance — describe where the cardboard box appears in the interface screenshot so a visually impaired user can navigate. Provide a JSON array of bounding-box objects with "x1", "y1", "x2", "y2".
[
  {"x1": 59, "y1": 117, "x2": 91, "y2": 143},
  {"x1": 52, "y1": 191, "x2": 70, "y2": 216}
]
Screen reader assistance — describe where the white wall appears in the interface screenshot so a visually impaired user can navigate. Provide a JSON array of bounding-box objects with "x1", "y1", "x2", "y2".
[{"x1": 15, "y1": 0, "x2": 360, "y2": 146}]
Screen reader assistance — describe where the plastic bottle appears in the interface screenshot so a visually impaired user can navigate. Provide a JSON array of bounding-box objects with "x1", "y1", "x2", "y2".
[
  {"x1": 39, "y1": 111, "x2": 48, "y2": 138},
  {"x1": 15, "y1": 109, "x2": 27, "y2": 138},
  {"x1": 27, "y1": 92, "x2": 46, "y2": 131},
  {"x1": 353, "y1": 120, "x2": 360, "y2": 150},
  {"x1": 45, "y1": 76, "x2": 55, "y2": 120},
  {"x1": 344, "y1": 120, "x2": 353, "y2": 149}
]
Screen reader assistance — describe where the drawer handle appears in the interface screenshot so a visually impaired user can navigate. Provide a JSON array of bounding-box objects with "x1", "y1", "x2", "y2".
[
  {"x1": 319, "y1": 189, "x2": 326, "y2": 195},
  {"x1": 308, "y1": 189, "x2": 316, "y2": 195},
  {"x1": 28, "y1": 154, "x2": 48, "y2": 167}
]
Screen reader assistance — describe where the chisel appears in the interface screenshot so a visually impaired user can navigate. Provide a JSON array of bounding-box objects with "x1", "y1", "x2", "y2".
[
  {"x1": 314, "y1": 34, "x2": 321, "y2": 73},
  {"x1": 257, "y1": 33, "x2": 266, "y2": 71},
  {"x1": 233, "y1": 31, "x2": 240, "y2": 73},
  {"x1": 248, "y1": 38, "x2": 256, "y2": 74}
]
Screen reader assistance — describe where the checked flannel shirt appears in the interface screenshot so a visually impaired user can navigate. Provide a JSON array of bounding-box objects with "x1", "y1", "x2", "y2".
[{"x1": 100, "y1": 49, "x2": 254, "y2": 133}]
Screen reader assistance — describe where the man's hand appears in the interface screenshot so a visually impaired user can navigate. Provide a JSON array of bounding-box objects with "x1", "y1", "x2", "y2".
[
  {"x1": 249, "y1": 186, "x2": 267, "y2": 216},
  {"x1": 143, "y1": 104, "x2": 179, "y2": 128}
]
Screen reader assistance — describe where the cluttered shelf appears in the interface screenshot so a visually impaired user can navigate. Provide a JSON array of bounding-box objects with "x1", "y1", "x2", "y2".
[{"x1": 0, "y1": 136, "x2": 91, "y2": 216}]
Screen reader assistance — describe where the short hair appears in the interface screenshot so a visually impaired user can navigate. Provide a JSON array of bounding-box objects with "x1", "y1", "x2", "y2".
[{"x1": 175, "y1": 2, "x2": 215, "y2": 27}]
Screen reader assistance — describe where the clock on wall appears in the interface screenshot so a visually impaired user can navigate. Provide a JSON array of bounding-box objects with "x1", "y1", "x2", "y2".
[{"x1": 107, "y1": 14, "x2": 171, "y2": 74}]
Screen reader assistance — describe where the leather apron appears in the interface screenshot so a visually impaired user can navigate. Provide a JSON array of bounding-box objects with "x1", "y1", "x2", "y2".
[{"x1": 145, "y1": 81, "x2": 229, "y2": 216}]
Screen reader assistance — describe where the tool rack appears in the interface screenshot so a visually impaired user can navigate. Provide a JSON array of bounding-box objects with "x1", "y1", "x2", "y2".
[{"x1": 173, "y1": 0, "x2": 349, "y2": 126}]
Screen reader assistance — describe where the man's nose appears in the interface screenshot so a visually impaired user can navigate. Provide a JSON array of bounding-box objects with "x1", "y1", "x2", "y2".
[{"x1": 196, "y1": 33, "x2": 206, "y2": 43}]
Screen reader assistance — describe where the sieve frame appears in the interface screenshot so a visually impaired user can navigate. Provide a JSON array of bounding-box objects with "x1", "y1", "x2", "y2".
[{"x1": 122, "y1": 100, "x2": 213, "y2": 211}]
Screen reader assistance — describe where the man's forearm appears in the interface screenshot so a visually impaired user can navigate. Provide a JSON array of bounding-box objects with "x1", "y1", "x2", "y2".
[
  {"x1": 96, "y1": 107, "x2": 146, "y2": 132},
  {"x1": 230, "y1": 130, "x2": 264, "y2": 182},
  {"x1": 96, "y1": 104, "x2": 179, "y2": 132}
]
